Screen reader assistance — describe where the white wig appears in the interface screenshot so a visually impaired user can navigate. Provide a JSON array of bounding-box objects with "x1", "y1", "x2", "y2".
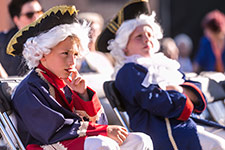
[
  {"x1": 23, "y1": 21, "x2": 90, "y2": 69},
  {"x1": 108, "y1": 12, "x2": 163, "y2": 65}
]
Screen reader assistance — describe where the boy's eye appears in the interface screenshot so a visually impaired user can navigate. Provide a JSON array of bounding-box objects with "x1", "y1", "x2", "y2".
[
  {"x1": 74, "y1": 53, "x2": 79, "y2": 57},
  {"x1": 62, "y1": 52, "x2": 69, "y2": 55},
  {"x1": 136, "y1": 34, "x2": 142, "y2": 39}
]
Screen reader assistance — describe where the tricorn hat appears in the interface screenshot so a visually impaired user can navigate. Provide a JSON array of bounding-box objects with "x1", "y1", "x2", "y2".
[
  {"x1": 96, "y1": 0, "x2": 151, "y2": 53},
  {"x1": 7, "y1": 5, "x2": 79, "y2": 56}
]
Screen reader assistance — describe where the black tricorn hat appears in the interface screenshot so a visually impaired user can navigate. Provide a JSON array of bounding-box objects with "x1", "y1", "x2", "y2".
[
  {"x1": 96, "y1": 0, "x2": 151, "y2": 53},
  {"x1": 7, "y1": 5, "x2": 79, "y2": 56}
]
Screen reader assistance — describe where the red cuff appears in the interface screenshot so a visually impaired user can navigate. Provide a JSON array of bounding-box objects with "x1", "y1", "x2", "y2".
[
  {"x1": 181, "y1": 82, "x2": 207, "y2": 114},
  {"x1": 177, "y1": 94, "x2": 194, "y2": 121},
  {"x1": 26, "y1": 144, "x2": 43, "y2": 150},
  {"x1": 72, "y1": 87, "x2": 102, "y2": 117},
  {"x1": 86, "y1": 122, "x2": 108, "y2": 136}
]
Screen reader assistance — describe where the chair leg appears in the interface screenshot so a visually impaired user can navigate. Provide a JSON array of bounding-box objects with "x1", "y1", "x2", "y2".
[
  {"x1": 113, "y1": 108, "x2": 130, "y2": 132},
  {"x1": 0, "y1": 113, "x2": 17, "y2": 150},
  {"x1": 3, "y1": 112, "x2": 26, "y2": 150}
]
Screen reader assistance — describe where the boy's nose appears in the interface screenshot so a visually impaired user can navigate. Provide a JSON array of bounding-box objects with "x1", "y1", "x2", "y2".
[
  {"x1": 143, "y1": 35, "x2": 150, "y2": 43},
  {"x1": 68, "y1": 56, "x2": 76, "y2": 66}
]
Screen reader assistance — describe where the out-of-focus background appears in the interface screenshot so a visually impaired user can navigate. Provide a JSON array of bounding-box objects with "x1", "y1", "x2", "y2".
[{"x1": 1, "y1": 0, "x2": 225, "y2": 58}]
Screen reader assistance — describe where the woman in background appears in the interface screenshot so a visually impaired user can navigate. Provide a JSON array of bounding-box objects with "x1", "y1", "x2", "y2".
[{"x1": 193, "y1": 10, "x2": 225, "y2": 73}]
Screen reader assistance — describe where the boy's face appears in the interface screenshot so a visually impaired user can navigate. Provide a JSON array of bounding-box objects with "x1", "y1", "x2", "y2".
[
  {"x1": 41, "y1": 36, "x2": 79, "y2": 79},
  {"x1": 124, "y1": 25, "x2": 154, "y2": 57}
]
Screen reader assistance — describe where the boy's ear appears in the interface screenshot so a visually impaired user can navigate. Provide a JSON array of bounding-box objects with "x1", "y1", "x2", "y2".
[{"x1": 40, "y1": 55, "x2": 46, "y2": 62}]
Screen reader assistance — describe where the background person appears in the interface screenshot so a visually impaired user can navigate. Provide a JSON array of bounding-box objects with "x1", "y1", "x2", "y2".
[
  {"x1": 174, "y1": 33, "x2": 194, "y2": 72},
  {"x1": 77, "y1": 12, "x2": 120, "y2": 125},
  {"x1": 160, "y1": 37, "x2": 179, "y2": 60},
  {"x1": 0, "y1": 63, "x2": 8, "y2": 78},
  {"x1": 77, "y1": 12, "x2": 114, "y2": 76},
  {"x1": 0, "y1": 0, "x2": 43, "y2": 76},
  {"x1": 193, "y1": 9, "x2": 225, "y2": 73}
]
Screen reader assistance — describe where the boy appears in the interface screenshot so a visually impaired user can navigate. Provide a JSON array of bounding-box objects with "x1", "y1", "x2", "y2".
[
  {"x1": 6, "y1": 5, "x2": 152, "y2": 150},
  {"x1": 97, "y1": 0, "x2": 225, "y2": 149}
]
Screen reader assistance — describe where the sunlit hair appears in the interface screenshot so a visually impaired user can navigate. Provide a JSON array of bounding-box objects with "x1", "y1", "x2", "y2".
[
  {"x1": 23, "y1": 21, "x2": 90, "y2": 69},
  {"x1": 108, "y1": 12, "x2": 163, "y2": 65}
]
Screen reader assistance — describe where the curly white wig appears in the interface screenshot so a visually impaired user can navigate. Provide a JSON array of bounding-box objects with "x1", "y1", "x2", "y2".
[
  {"x1": 23, "y1": 21, "x2": 90, "y2": 69},
  {"x1": 108, "y1": 12, "x2": 163, "y2": 65}
]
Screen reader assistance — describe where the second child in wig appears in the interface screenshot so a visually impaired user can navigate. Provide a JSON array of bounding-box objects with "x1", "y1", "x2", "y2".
[
  {"x1": 7, "y1": 5, "x2": 153, "y2": 150},
  {"x1": 108, "y1": 12, "x2": 225, "y2": 150}
]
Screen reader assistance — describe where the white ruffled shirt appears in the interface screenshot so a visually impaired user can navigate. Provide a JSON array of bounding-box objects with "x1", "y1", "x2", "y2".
[{"x1": 124, "y1": 53, "x2": 184, "y2": 90}]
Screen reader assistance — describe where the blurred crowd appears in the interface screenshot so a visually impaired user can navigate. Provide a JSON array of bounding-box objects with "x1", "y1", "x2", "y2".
[{"x1": 1, "y1": 1, "x2": 225, "y2": 79}]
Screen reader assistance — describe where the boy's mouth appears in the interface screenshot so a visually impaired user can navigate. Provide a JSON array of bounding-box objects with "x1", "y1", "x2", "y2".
[{"x1": 65, "y1": 68, "x2": 76, "y2": 73}]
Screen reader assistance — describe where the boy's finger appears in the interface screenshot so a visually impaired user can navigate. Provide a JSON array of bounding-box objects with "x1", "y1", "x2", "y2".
[
  {"x1": 116, "y1": 136, "x2": 124, "y2": 146},
  {"x1": 120, "y1": 129, "x2": 128, "y2": 137},
  {"x1": 71, "y1": 70, "x2": 78, "y2": 79},
  {"x1": 119, "y1": 133, "x2": 127, "y2": 142},
  {"x1": 74, "y1": 76, "x2": 82, "y2": 85}
]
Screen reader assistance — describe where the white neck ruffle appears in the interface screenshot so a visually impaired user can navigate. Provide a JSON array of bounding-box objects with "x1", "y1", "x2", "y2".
[{"x1": 124, "y1": 53, "x2": 184, "y2": 90}]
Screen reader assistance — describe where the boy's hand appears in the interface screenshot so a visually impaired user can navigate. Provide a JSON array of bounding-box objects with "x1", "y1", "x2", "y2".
[
  {"x1": 182, "y1": 87, "x2": 199, "y2": 105},
  {"x1": 63, "y1": 70, "x2": 88, "y2": 100},
  {"x1": 107, "y1": 125, "x2": 128, "y2": 146}
]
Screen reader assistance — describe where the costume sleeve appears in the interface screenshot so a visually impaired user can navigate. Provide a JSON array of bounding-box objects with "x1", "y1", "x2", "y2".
[
  {"x1": 12, "y1": 82, "x2": 107, "y2": 145},
  {"x1": 115, "y1": 63, "x2": 194, "y2": 121},
  {"x1": 181, "y1": 81, "x2": 207, "y2": 114},
  {"x1": 72, "y1": 86, "x2": 108, "y2": 125},
  {"x1": 73, "y1": 87, "x2": 101, "y2": 117}
]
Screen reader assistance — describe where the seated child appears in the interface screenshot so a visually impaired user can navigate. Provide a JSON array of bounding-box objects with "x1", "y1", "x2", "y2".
[
  {"x1": 97, "y1": 0, "x2": 225, "y2": 149},
  {"x1": 6, "y1": 5, "x2": 153, "y2": 150}
]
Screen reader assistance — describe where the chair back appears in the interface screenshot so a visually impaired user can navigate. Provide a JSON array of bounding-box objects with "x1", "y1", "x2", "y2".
[
  {"x1": 0, "y1": 82, "x2": 12, "y2": 113},
  {"x1": 103, "y1": 81, "x2": 126, "y2": 111},
  {"x1": 0, "y1": 79, "x2": 25, "y2": 150},
  {"x1": 103, "y1": 80, "x2": 131, "y2": 131}
]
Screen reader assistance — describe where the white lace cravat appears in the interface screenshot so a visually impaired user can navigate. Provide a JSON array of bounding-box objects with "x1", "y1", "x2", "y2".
[{"x1": 124, "y1": 53, "x2": 184, "y2": 90}]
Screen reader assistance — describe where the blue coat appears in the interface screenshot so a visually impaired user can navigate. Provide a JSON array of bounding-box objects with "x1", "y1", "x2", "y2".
[
  {"x1": 12, "y1": 66, "x2": 108, "y2": 148},
  {"x1": 115, "y1": 63, "x2": 206, "y2": 150}
]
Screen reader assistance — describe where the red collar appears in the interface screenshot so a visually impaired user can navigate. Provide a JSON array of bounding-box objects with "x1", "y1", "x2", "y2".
[{"x1": 37, "y1": 63, "x2": 66, "y2": 89}]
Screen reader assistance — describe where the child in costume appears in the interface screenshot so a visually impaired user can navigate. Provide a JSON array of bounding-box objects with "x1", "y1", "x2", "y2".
[
  {"x1": 6, "y1": 5, "x2": 153, "y2": 150},
  {"x1": 97, "y1": 0, "x2": 225, "y2": 149}
]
